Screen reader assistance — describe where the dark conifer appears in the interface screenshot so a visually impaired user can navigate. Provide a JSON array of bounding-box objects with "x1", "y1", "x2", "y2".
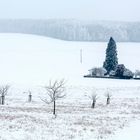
[{"x1": 103, "y1": 37, "x2": 118, "y2": 74}]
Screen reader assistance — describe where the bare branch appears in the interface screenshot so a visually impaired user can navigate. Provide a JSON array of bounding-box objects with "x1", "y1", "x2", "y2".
[
  {"x1": 40, "y1": 97, "x2": 53, "y2": 104},
  {"x1": 105, "y1": 88, "x2": 112, "y2": 98},
  {"x1": 0, "y1": 85, "x2": 10, "y2": 96},
  {"x1": 43, "y1": 79, "x2": 66, "y2": 101}
]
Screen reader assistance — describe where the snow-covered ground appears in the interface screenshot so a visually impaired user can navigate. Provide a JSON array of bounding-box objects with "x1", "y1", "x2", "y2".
[
  {"x1": 0, "y1": 33, "x2": 140, "y2": 140},
  {"x1": 111, "y1": 120, "x2": 140, "y2": 140}
]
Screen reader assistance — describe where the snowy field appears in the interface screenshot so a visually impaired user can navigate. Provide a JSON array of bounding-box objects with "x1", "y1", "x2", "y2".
[{"x1": 0, "y1": 33, "x2": 140, "y2": 140}]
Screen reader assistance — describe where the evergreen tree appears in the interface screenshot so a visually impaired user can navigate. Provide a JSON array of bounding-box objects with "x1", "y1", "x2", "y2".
[{"x1": 103, "y1": 37, "x2": 118, "y2": 74}]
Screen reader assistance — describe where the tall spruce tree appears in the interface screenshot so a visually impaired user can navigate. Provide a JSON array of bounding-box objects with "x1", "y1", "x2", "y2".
[{"x1": 103, "y1": 37, "x2": 118, "y2": 74}]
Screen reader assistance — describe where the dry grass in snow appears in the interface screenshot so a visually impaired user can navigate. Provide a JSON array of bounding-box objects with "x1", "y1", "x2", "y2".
[{"x1": 1, "y1": 88, "x2": 140, "y2": 140}]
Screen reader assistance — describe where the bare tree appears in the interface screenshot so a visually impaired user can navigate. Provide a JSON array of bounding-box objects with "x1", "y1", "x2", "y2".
[
  {"x1": 28, "y1": 90, "x2": 32, "y2": 102},
  {"x1": 84, "y1": 87, "x2": 98, "y2": 108},
  {"x1": 0, "y1": 85, "x2": 10, "y2": 105},
  {"x1": 90, "y1": 94, "x2": 98, "y2": 108},
  {"x1": 23, "y1": 90, "x2": 32, "y2": 102},
  {"x1": 41, "y1": 79, "x2": 66, "y2": 116},
  {"x1": 105, "y1": 89, "x2": 112, "y2": 105}
]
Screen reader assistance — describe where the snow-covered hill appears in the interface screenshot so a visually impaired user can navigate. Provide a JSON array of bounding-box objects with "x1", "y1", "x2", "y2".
[
  {"x1": 0, "y1": 33, "x2": 140, "y2": 140},
  {"x1": 0, "y1": 33, "x2": 140, "y2": 87}
]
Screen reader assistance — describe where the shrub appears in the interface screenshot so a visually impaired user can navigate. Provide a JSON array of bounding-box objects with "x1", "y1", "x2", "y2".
[
  {"x1": 115, "y1": 64, "x2": 133, "y2": 79},
  {"x1": 115, "y1": 64, "x2": 125, "y2": 78},
  {"x1": 134, "y1": 70, "x2": 140, "y2": 78},
  {"x1": 123, "y1": 69, "x2": 134, "y2": 79},
  {"x1": 89, "y1": 67, "x2": 107, "y2": 77}
]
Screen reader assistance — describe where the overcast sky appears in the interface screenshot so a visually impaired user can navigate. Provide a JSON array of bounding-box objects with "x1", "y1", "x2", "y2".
[{"x1": 0, "y1": 0, "x2": 139, "y2": 21}]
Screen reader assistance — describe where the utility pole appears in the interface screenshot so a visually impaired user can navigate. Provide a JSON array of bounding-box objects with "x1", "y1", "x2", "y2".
[{"x1": 80, "y1": 49, "x2": 82, "y2": 64}]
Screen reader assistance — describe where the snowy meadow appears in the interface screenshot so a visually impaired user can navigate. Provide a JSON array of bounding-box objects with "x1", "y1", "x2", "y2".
[{"x1": 0, "y1": 33, "x2": 140, "y2": 140}]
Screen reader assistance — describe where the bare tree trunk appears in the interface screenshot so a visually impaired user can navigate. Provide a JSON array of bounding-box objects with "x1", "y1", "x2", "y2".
[
  {"x1": 53, "y1": 100, "x2": 56, "y2": 115},
  {"x1": 107, "y1": 97, "x2": 110, "y2": 105},
  {"x1": 92, "y1": 101, "x2": 95, "y2": 108},
  {"x1": 28, "y1": 94, "x2": 32, "y2": 102},
  {"x1": 0, "y1": 96, "x2": 1, "y2": 104},
  {"x1": 1, "y1": 95, "x2": 5, "y2": 105}
]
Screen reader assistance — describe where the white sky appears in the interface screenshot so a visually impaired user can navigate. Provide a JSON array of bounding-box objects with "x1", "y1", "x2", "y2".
[{"x1": 0, "y1": 0, "x2": 139, "y2": 21}]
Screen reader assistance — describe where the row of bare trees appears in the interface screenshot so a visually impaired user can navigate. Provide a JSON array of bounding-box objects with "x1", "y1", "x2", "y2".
[
  {"x1": 41, "y1": 80, "x2": 112, "y2": 115},
  {"x1": 86, "y1": 88, "x2": 112, "y2": 109},
  {"x1": 0, "y1": 80, "x2": 112, "y2": 117},
  {"x1": 90, "y1": 93, "x2": 112, "y2": 108},
  {"x1": 0, "y1": 80, "x2": 66, "y2": 116}
]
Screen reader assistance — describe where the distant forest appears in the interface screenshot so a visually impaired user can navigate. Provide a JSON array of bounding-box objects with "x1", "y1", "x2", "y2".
[{"x1": 0, "y1": 19, "x2": 140, "y2": 42}]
